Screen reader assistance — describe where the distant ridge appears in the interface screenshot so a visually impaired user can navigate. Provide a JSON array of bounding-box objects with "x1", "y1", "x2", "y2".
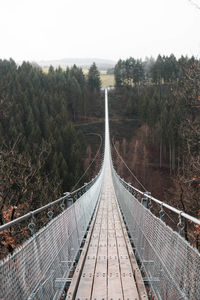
[{"x1": 37, "y1": 58, "x2": 116, "y2": 70}]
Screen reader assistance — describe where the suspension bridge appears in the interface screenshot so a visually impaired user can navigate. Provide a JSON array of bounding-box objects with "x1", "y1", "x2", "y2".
[{"x1": 1, "y1": 89, "x2": 200, "y2": 299}]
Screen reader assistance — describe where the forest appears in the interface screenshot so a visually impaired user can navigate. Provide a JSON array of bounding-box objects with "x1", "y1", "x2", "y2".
[
  {"x1": 0, "y1": 54, "x2": 200, "y2": 255},
  {"x1": 113, "y1": 55, "x2": 200, "y2": 243},
  {"x1": 0, "y1": 59, "x2": 102, "y2": 255}
]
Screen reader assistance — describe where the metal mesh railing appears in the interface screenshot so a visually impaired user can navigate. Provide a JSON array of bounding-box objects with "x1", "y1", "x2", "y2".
[
  {"x1": 0, "y1": 168, "x2": 104, "y2": 300},
  {"x1": 112, "y1": 167, "x2": 200, "y2": 299}
]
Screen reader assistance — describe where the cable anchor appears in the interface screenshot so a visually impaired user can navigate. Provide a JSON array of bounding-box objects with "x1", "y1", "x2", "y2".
[
  {"x1": 60, "y1": 199, "x2": 65, "y2": 212},
  {"x1": 28, "y1": 212, "x2": 36, "y2": 236},
  {"x1": 159, "y1": 203, "x2": 165, "y2": 221},
  {"x1": 177, "y1": 212, "x2": 185, "y2": 235},
  {"x1": 47, "y1": 205, "x2": 54, "y2": 220}
]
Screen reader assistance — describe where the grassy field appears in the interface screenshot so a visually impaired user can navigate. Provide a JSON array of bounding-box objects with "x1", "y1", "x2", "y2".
[
  {"x1": 83, "y1": 69, "x2": 114, "y2": 86},
  {"x1": 100, "y1": 74, "x2": 115, "y2": 87},
  {"x1": 42, "y1": 68, "x2": 115, "y2": 87},
  {"x1": 42, "y1": 67, "x2": 50, "y2": 73}
]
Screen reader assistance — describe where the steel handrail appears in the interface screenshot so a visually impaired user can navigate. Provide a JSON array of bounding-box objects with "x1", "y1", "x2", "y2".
[
  {"x1": 0, "y1": 174, "x2": 99, "y2": 232},
  {"x1": 114, "y1": 169, "x2": 200, "y2": 227}
]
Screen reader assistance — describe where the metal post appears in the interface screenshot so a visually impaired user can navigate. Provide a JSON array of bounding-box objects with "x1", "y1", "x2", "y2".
[
  {"x1": 142, "y1": 192, "x2": 150, "y2": 208},
  {"x1": 28, "y1": 213, "x2": 36, "y2": 236},
  {"x1": 159, "y1": 203, "x2": 165, "y2": 221}
]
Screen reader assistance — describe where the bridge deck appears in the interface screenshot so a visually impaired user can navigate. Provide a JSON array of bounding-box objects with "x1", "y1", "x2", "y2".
[{"x1": 66, "y1": 148, "x2": 147, "y2": 299}]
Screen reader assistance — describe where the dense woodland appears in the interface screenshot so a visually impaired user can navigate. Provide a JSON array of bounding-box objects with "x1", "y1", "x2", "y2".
[
  {"x1": 114, "y1": 55, "x2": 200, "y2": 230},
  {"x1": 1, "y1": 54, "x2": 200, "y2": 254},
  {"x1": 0, "y1": 59, "x2": 101, "y2": 253}
]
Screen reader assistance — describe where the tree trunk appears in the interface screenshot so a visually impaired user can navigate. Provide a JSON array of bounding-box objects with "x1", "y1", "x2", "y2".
[
  {"x1": 179, "y1": 184, "x2": 189, "y2": 241},
  {"x1": 160, "y1": 140, "x2": 162, "y2": 168},
  {"x1": 169, "y1": 144, "x2": 172, "y2": 174}
]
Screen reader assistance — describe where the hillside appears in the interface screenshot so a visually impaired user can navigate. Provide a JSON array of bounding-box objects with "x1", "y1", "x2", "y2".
[{"x1": 37, "y1": 57, "x2": 116, "y2": 70}]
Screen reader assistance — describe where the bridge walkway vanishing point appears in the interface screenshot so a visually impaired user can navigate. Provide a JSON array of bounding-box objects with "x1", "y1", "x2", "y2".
[{"x1": 66, "y1": 91, "x2": 147, "y2": 298}]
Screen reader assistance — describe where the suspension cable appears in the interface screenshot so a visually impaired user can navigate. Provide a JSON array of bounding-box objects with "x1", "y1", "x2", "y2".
[
  {"x1": 70, "y1": 133, "x2": 103, "y2": 192},
  {"x1": 112, "y1": 136, "x2": 147, "y2": 191}
]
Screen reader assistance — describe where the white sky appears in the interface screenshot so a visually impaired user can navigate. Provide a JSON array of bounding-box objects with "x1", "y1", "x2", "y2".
[{"x1": 0, "y1": 0, "x2": 200, "y2": 62}]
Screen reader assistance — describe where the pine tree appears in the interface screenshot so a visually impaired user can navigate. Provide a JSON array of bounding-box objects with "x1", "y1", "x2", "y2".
[{"x1": 88, "y1": 63, "x2": 101, "y2": 93}]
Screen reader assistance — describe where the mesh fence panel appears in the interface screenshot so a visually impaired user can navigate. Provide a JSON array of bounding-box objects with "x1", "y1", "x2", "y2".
[
  {"x1": 0, "y1": 170, "x2": 103, "y2": 300},
  {"x1": 112, "y1": 168, "x2": 200, "y2": 300}
]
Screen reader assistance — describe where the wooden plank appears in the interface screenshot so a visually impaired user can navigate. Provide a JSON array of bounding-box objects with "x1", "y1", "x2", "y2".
[
  {"x1": 110, "y1": 189, "x2": 140, "y2": 300},
  {"x1": 66, "y1": 194, "x2": 102, "y2": 300},
  {"x1": 75, "y1": 201, "x2": 105, "y2": 299},
  {"x1": 67, "y1": 151, "x2": 147, "y2": 300},
  {"x1": 117, "y1": 236, "x2": 140, "y2": 299},
  {"x1": 91, "y1": 202, "x2": 108, "y2": 299},
  {"x1": 91, "y1": 179, "x2": 109, "y2": 299},
  {"x1": 114, "y1": 189, "x2": 148, "y2": 300},
  {"x1": 107, "y1": 192, "x2": 123, "y2": 299}
]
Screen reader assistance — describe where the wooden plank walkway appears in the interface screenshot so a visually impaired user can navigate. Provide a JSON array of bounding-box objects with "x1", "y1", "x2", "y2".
[
  {"x1": 66, "y1": 151, "x2": 147, "y2": 300},
  {"x1": 66, "y1": 90, "x2": 147, "y2": 299}
]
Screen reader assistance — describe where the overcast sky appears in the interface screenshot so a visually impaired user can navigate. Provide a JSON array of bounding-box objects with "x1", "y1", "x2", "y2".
[{"x1": 1, "y1": 0, "x2": 200, "y2": 62}]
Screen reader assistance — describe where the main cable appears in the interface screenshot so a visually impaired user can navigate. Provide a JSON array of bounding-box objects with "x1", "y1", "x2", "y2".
[
  {"x1": 112, "y1": 136, "x2": 147, "y2": 191},
  {"x1": 70, "y1": 133, "x2": 103, "y2": 192}
]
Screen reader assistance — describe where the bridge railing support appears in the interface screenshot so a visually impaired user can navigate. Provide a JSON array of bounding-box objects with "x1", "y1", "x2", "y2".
[
  {"x1": 0, "y1": 164, "x2": 104, "y2": 300},
  {"x1": 111, "y1": 164, "x2": 200, "y2": 300},
  {"x1": 141, "y1": 191, "x2": 150, "y2": 208}
]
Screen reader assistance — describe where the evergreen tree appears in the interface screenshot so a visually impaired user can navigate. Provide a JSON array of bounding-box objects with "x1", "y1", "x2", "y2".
[{"x1": 87, "y1": 63, "x2": 101, "y2": 93}]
